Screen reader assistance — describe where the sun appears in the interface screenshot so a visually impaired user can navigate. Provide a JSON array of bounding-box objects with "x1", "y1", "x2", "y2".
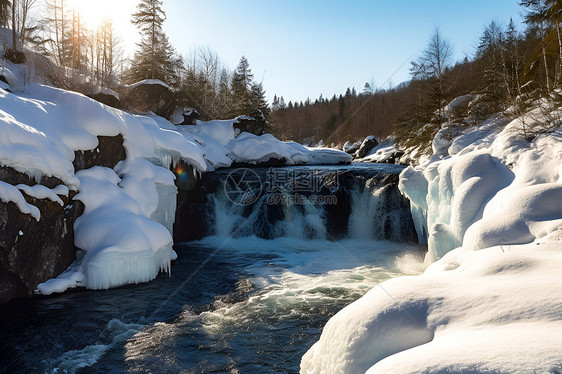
[
  {"x1": 66, "y1": 0, "x2": 139, "y2": 51},
  {"x1": 67, "y1": 0, "x2": 113, "y2": 30}
]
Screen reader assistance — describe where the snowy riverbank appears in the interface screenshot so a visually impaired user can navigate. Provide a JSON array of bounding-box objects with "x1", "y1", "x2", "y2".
[
  {"x1": 301, "y1": 105, "x2": 562, "y2": 372},
  {"x1": 0, "y1": 72, "x2": 351, "y2": 297}
]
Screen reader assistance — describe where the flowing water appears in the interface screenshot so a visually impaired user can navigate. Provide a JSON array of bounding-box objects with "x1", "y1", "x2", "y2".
[{"x1": 0, "y1": 164, "x2": 424, "y2": 373}]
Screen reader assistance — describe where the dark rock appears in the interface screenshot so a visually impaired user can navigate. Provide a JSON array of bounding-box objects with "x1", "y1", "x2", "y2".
[
  {"x1": 3, "y1": 49, "x2": 27, "y2": 64},
  {"x1": 176, "y1": 108, "x2": 199, "y2": 125},
  {"x1": 230, "y1": 158, "x2": 287, "y2": 168},
  {"x1": 73, "y1": 134, "x2": 127, "y2": 172},
  {"x1": 174, "y1": 168, "x2": 205, "y2": 242},
  {"x1": 123, "y1": 80, "x2": 175, "y2": 117},
  {"x1": 342, "y1": 141, "x2": 361, "y2": 155},
  {"x1": 91, "y1": 91, "x2": 122, "y2": 110},
  {"x1": 0, "y1": 74, "x2": 11, "y2": 92},
  {"x1": 356, "y1": 136, "x2": 379, "y2": 158},
  {"x1": 233, "y1": 110, "x2": 267, "y2": 136},
  {"x1": 386, "y1": 150, "x2": 405, "y2": 164},
  {"x1": 0, "y1": 166, "x2": 64, "y2": 189},
  {"x1": 0, "y1": 134, "x2": 126, "y2": 303},
  {"x1": 0, "y1": 192, "x2": 83, "y2": 303}
]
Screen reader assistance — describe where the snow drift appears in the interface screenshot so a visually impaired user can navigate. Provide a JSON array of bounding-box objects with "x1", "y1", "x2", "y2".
[{"x1": 302, "y1": 105, "x2": 562, "y2": 372}]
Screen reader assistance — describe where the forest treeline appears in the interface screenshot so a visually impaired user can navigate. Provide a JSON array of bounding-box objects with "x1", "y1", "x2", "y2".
[
  {"x1": 0, "y1": 0, "x2": 268, "y2": 120},
  {"x1": 1, "y1": 0, "x2": 561, "y2": 147},
  {"x1": 271, "y1": 0, "x2": 562, "y2": 148}
]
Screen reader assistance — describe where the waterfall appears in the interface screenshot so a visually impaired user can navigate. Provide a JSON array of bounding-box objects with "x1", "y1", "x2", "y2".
[{"x1": 196, "y1": 165, "x2": 417, "y2": 242}]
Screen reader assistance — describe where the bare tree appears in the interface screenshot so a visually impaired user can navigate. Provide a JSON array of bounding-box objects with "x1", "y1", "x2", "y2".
[
  {"x1": 410, "y1": 27, "x2": 453, "y2": 124},
  {"x1": 14, "y1": 0, "x2": 37, "y2": 49},
  {"x1": 521, "y1": 0, "x2": 552, "y2": 92}
]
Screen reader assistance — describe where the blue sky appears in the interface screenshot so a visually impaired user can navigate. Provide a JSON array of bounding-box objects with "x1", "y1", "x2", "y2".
[{"x1": 153, "y1": 1, "x2": 523, "y2": 103}]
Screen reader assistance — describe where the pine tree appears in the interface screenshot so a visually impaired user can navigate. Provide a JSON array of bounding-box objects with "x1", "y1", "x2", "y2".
[
  {"x1": 271, "y1": 94, "x2": 279, "y2": 111},
  {"x1": 231, "y1": 55, "x2": 254, "y2": 116},
  {"x1": 64, "y1": 10, "x2": 88, "y2": 72},
  {"x1": 279, "y1": 96, "x2": 286, "y2": 109},
  {"x1": 506, "y1": 18, "x2": 523, "y2": 97},
  {"x1": 126, "y1": 0, "x2": 181, "y2": 86},
  {"x1": 363, "y1": 82, "x2": 372, "y2": 94},
  {"x1": 250, "y1": 81, "x2": 269, "y2": 118},
  {"x1": 216, "y1": 67, "x2": 231, "y2": 117},
  {"x1": 477, "y1": 21, "x2": 510, "y2": 112}
]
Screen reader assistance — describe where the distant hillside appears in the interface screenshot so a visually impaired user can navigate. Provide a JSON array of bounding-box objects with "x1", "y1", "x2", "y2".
[{"x1": 271, "y1": 3, "x2": 561, "y2": 149}]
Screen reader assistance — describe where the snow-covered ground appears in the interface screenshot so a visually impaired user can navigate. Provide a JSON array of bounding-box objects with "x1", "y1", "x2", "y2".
[
  {"x1": 302, "y1": 106, "x2": 562, "y2": 372},
  {"x1": 0, "y1": 60, "x2": 351, "y2": 295}
]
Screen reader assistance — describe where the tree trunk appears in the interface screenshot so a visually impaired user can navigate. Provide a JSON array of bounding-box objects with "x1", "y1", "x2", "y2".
[
  {"x1": 555, "y1": 18, "x2": 562, "y2": 87},
  {"x1": 11, "y1": 0, "x2": 16, "y2": 50},
  {"x1": 541, "y1": 25, "x2": 551, "y2": 93}
]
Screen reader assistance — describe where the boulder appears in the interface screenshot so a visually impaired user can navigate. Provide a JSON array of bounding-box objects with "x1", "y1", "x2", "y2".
[
  {"x1": 73, "y1": 134, "x2": 127, "y2": 172},
  {"x1": 355, "y1": 136, "x2": 379, "y2": 158},
  {"x1": 0, "y1": 134, "x2": 127, "y2": 303},
  {"x1": 0, "y1": 187, "x2": 83, "y2": 303},
  {"x1": 171, "y1": 107, "x2": 200, "y2": 125},
  {"x1": 123, "y1": 79, "x2": 174, "y2": 117},
  {"x1": 3, "y1": 49, "x2": 27, "y2": 64},
  {"x1": 233, "y1": 110, "x2": 267, "y2": 136},
  {"x1": 91, "y1": 88, "x2": 122, "y2": 109},
  {"x1": 343, "y1": 140, "x2": 361, "y2": 154}
]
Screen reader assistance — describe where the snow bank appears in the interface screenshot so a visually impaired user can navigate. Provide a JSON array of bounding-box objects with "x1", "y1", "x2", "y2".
[
  {"x1": 172, "y1": 121, "x2": 351, "y2": 169},
  {"x1": 303, "y1": 232, "x2": 562, "y2": 373},
  {"x1": 0, "y1": 76, "x2": 351, "y2": 294},
  {"x1": 400, "y1": 110, "x2": 561, "y2": 262},
  {"x1": 73, "y1": 167, "x2": 173, "y2": 290},
  {"x1": 303, "y1": 102, "x2": 562, "y2": 372}
]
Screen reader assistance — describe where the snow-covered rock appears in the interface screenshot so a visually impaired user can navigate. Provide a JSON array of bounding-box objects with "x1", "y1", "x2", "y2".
[
  {"x1": 357, "y1": 140, "x2": 404, "y2": 164},
  {"x1": 355, "y1": 136, "x2": 379, "y2": 158},
  {"x1": 302, "y1": 102, "x2": 562, "y2": 373},
  {"x1": 342, "y1": 140, "x2": 361, "y2": 154},
  {"x1": 0, "y1": 79, "x2": 352, "y2": 298}
]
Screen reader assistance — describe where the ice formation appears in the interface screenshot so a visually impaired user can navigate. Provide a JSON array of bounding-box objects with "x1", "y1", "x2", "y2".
[
  {"x1": 302, "y1": 105, "x2": 562, "y2": 373},
  {"x1": 1, "y1": 58, "x2": 352, "y2": 295}
]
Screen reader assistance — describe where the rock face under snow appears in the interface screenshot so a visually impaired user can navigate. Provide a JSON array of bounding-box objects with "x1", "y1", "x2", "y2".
[
  {"x1": 0, "y1": 134, "x2": 128, "y2": 301},
  {"x1": 232, "y1": 112, "x2": 267, "y2": 136},
  {"x1": 90, "y1": 89, "x2": 122, "y2": 110},
  {"x1": 0, "y1": 174, "x2": 83, "y2": 302},
  {"x1": 72, "y1": 135, "x2": 127, "y2": 172}
]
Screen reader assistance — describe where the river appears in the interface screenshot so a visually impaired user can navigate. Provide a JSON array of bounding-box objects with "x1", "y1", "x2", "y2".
[{"x1": 0, "y1": 163, "x2": 424, "y2": 373}]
